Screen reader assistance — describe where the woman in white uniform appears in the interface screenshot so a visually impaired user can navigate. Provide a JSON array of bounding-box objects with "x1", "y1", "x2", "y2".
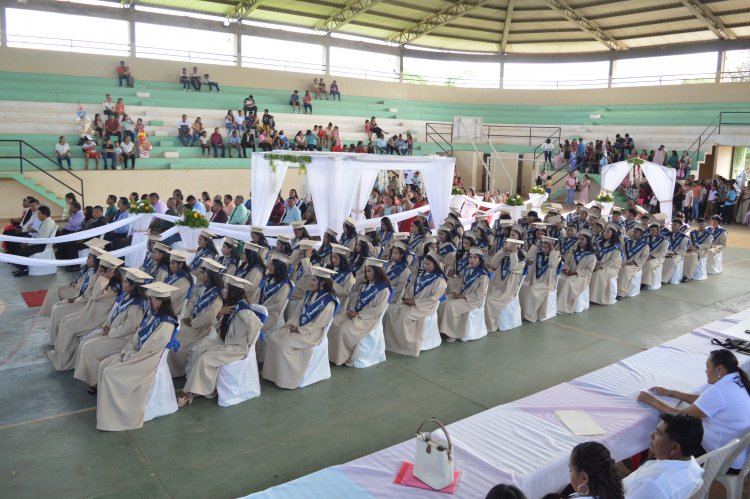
[
  {"x1": 96, "y1": 281, "x2": 180, "y2": 432},
  {"x1": 641, "y1": 222, "x2": 669, "y2": 288},
  {"x1": 438, "y1": 247, "x2": 490, "y2": 342},
  {"x1": 661, "y1": 218, "x2": 689, "y2": 284},
  {"x1": 557, "y1": 231, "x2": 596, "y2": 315},
  {"x1": 74, "y1": 267, "x2": 150, "y2": 393},
  {"x1": 519, "y1": 237, "x2": 561, "y2": 322},
  {"x1": 484, "y1": 238, "x2": 525, "y2": 332},
  {"x1": 177, "y1": 275, "x2": 263, "y2": 407},
  {"x1": 262, "y1": 266, "x2": 339, "y2": 389},
  {"x1": 616, "y1": 223, "x2": 649, "y2": 299},
  {"x1": 383, "y1": 251, "x2": 447, "y2": 356},
  {"x1": 589, "y1": 224, "x2": 623, "y2": 305},
  {"x1": 328, "y1": 258, "x2": 391, "y2": 366}
]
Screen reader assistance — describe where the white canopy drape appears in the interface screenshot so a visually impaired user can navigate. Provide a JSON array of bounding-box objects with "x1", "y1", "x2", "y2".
[
  {"x1": 250, "y1": 153, "x2": 290, "y2": 227},
  {"x1": 600, "y1": 160, "x2": 676, "y2": 220}
]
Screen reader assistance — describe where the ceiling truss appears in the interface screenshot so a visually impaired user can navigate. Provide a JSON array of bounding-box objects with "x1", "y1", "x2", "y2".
[
  {"x1": 314, "y1": 0, "x2": 381, "y2": 32},
  {"x1": 541, "y1": 0, "x2": 624, "y2": 51},
  {"x1": 386, "y1": 0, "x2": 494, "y2": 45}
]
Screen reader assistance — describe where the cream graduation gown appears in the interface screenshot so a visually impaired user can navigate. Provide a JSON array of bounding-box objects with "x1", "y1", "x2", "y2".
[
  {"x1": 48, "y1": 276, "x2": 119, "y2": 371},
  {"x1": 519, "y1": 247, "x2": 561, "y2": 322},
  {"x1": 617, "y1": 238, "x2": 649, "y2": 297},
  {"x1": 484, "y1": 249, "x2": 525, "y2": 332},
  {"x1": 96, "y1": 316, "x2": 176, "y2": 431},
  {"x1": 383, "y1": 273, "x2": 447, "y2": 356},
  {"x1": 251, "y1": 277, "x2": 292, "y2": 362},
  {"x1": 286, "y1": 258, "x2": 313, "y2": 320},
  {"x1": 683, "y1": 229, "x2": 713, "y2": 279},
  {"x1": 386, "y1": 260, "x2": 411, "y2": 304},
  {"x1": 707, "y1": 226, "x2": 727, "y2": 272},
  {"x1": 164, "y1": 271, "x2": 192, "y2": 314},
  {"x1": 262, "y1": 293, "x2": 337, "y2": 389},
  {"x1": 48, "y1": 268, "x2": 96, "y2": 343},
  {"x1": 39, "y1": 268, "x2": 88, "y2": 317},
  {"x1": 169, "y1": 285, "x2": 223, "y2": 377},
  {"x1": 557, "y1": 250, "x2": 596, "y2": 314},
  {"x1": 328, "y1": 284, "x2": 390, "y2": 365},
  {"x1": 641, "y1": 234, "x2": 669, "y2": 286},
  {"x1": 447, "y1": 251, "x2": 469, "y2": 295},
  {"x1": 184, "y1": 305, "x2": 263, "y2": 396},
  {"x1": 589, "y1": 243, "x2": 623, "y2": 305},
  {"x1": 438, "y1": 267, "x2": 489, "y2": 339},
  {"x1": 661, "y1": 232, "x2": 689, "y2": 283},
  {"x1": 73, "y1": 297, "x2": 147, "y2": 387},
  {"x1": 332, "y1": 270, "x2": 355, "y2": 314}
]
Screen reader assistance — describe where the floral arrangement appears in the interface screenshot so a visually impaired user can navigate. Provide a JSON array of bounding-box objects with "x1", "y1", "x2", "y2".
[
  {"x1": 175, "y1": 209, "x2": 209, "y2": 229},
  {"x1": 265, "y1": 153, "x2": 312, "y2": 176},
  {"x1": 595, "y1": 191, "x2": 614, "y2": 203},
  {"x1": 451, "y1": 186, "x2": 466, "y2": 195},
  {"x1": 128, "y1": 199, "x2": 155, "y2": 214},
  {"x1": 506, "y1": 194, "x2": 524, "y2": 206},
  {"x1": 529, "y1": 185, "x2": 546, "y2": 195},
  {"x1": 626, "y1": 157, "x2": 644, "y2": 166}
]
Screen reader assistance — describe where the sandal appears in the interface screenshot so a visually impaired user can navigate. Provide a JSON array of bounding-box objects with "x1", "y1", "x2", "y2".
[
  {"x1": 176, "y1": 392, "x2": 193, "y2": 408},
  {"x1": 87, "y1": 386, "x2": 97, "y2": 395}
]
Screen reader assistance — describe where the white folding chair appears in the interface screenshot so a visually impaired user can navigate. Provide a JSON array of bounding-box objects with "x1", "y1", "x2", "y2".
[
  {"x1": 627, "y1": 270, "x2": 642, "y2": 298},
  {"x1": 420, "y1": 299, "x2": 444, "y2": 351},
  {"x1": 668, "y1": 260, "x2": 684, "y2": 285},
  {"x1": 591, "y1": 275, "x2": 618, "y2": 305},
  {"x1": 692, "y1": 255, "x2": 708, "y2": 281},
  {"x1": 256, "y1": 284, "x2": 294, "y2": 363},
  {"x1": 689, "y1": 438, "x2": 741, "y2": 499},
  {"x1": 707, "y1": 250, "x2": 723, "y2": 275},
  {"x1": 216, "y1": 305, "x2": 267, "y2": 407},
  {"x1": 143, "y1": 349, "x2": 178, "y2": 422},
  {"x1": 646, "y1": 265, "x2": 663, "y2": 291},
  {"x1": 498, "y1": 267, "x2": 527, "y2": 332},
  {"x1": 463, "y1": 297, "x2": 488, "y2": 342},
  {"x1": 715, "y1": 429, "x2": 750, "y2": 499},
  {"x1": 29, "y1": 244, "x2": 57, "y2": 276},
  {"x1": 574, "y1": 287, "x2": 590, "y2": 313},
  {"x1": 352, "y1": 307, "x2": 388, "y2": 369},
  {"x1": 298, "y1": 304, "x2": 339, "y2": 388}
]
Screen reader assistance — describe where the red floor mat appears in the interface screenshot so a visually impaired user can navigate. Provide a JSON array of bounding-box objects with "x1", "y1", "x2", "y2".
[{"x1": 21, "y1": 290, "x2": 47, "y2": 308}]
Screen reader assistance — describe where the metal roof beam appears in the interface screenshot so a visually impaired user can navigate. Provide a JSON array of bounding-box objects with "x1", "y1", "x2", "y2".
[
  {"x1": 500, "y1": 0, "x2": 515, "y2": 53},
  {"x1": 314, "y1": 0, "x2": 382, "y2": 32},
  {"x1": 386, "y1": 0, "x2": 494, "y2": 45},
  {"x1": 678, "y1": 0, "x2": 735, "y2": 40},
  {"x1": 227, "y1": 0, "x2": 264, "y2": 21},
  {"x1": 541, "y1": 0, "x2": 624, "y2": 51}
]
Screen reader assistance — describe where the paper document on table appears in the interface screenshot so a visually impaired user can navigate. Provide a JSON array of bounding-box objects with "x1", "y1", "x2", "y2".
[{"x1": 555, "y1": 410, "x2": 606, "y2": 436}]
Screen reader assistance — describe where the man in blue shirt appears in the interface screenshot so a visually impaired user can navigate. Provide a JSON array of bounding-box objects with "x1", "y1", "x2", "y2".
[
  {"x1": 104, "y1": 197, "x2": 131, "y2": 249},
  {"x1": 227, "y1": 130, "x2": 241, "y2": 158},
  {"x1": 281, "y1": 198, "x2": 301, "y2": 224}
]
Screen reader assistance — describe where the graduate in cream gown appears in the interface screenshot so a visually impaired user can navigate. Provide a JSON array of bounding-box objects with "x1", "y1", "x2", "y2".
[
  {"x1": 150, "y1": 242, "x2": 171, "y2": 283},
  {"x1": 177, "y1": 275, "x2": 263, "y2": 406},
  {"x1": 383, "y1": 251, "x2": 447, "y2": 356},
  {"x1": 437, "y1": 225, "x2": 456, "y2": 276},
  {"x1": 74, "y1": 267, "x2": 150, "y2": 391},
  {"x1": 249, "y1": 226, "x2": 272, "y2": 263},
  {"x1": 519, "y1": 238, "x2": 561, "y2": 322},
  {"x1": 448, "y1": 232, "x2": 476, "y2": 295},
  {"x1": 188, "y1": 230, "x2": 219, "y2": 279},
  {"x1": 215, "y1": 237, "x2": 240, "y2": 277},
  {"x1": 350, "y1": 235, "x2": 373, "y2": 288},
  {"x1": 641, "y1": 223, "x2": 669, "y2": 287},
  {"x1": 409, "y1": 236, "x2": 437, "y2": 281},
  {"x1": 557, "y1": 232, "x2": 597, "y2": 315},
  {"x1": 289, "y1": 220, "x2": 311, "y2": 268},
  {"x1": 48, "y1": 254, "x2": 123, "y2": 371},
  {"x1": 163, "y1": 249, "x2": 193, "y2": 314},
  {"x1": 364, "y1": 227, "x2": 383, "y2": 261},
  {"x1": 378, "y1": 218, "x2": 396, "y2": 258},
  {"x1": 340, "y1": 217, "x2": 358, "y2": 252},
  {"x1": 484, "y1": 238, "x2": 526, "y2": 332},
  {"x1": 262, "y1": 266, "x2": 339, "y2": 389},
  {"x1": 661, "y1": 219, "x2": 690, "y2": 283},
  {"x1": 169, "y1": 258, "x2": 225, "y2": 377},
  {"x1": 438, "y1": 247, "x2": 490, "y2": 342},
  {"x1": 286, "y1": 240, "x2": 318, "y2": 320},
  {"x1": 234, "y1": 242, "x2": 265, "y2": 300},
  {"x1": 251, "y1": 254, "x2": 293, "y2": 362},
  {"x1": 683, "y1": 218, "x2": 713, "y2": 280},
  {"x1": 96, "y1": 281, "x2": 179, "y2": 431},
  {"x1": 616, "y1": 224, "x2": 649, "y2": 298},
  {"x1": 317, "y1": 228, "x2": 338, "y2": 266},
  {"x1": 589, "y1": 224, "x2": 624, "y2": 305},
  {"x1": 43, "y1": 250, "x2": 98, "y2": 320},
  {"x1": 385, "y1": 241, "x2": 411, "y2": 304},
  {"x1": 707, "y1": 215, "x2": 727, "y2": 273},
  {"x1": 328, "y1": 258, "x2": 391, "y2": 366},
  {"x1": 49, "y1": 250, "x2": 102, "y2": 344},
  {"x1": 329, "y1": 245, "x2": 355, "y2": 312}
]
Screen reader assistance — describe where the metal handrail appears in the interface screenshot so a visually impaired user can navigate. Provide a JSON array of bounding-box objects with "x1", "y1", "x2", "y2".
[
  {"x1": 685, "y1": 111, "x2": 750, "y2": 163},
  {"x1": 424, "y1": 122, "x2": 454, "y2": 156},
  {"x1": 0, "y1": 140, "x2": 85, "y2": 205}
]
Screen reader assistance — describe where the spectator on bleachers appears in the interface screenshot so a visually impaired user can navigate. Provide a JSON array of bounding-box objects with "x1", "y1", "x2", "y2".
[
  {"x1": 310, "y1": 77, "x2": 320, "y2": 99},
  {"x1": 225, "y1": 110, "x2": 235, "y2": 134},
  {"x1": 179, "y1": 68, "x2": 190, "y2": 91},
  {"x1": 370, "y1": 117, "x2": 385, "y2": 136},
  {"x1": 202, "y1": 73, "x2": 220, "y2": 92},
  {"x1": 289, "y1": 90, "x2": 301, "y2": 113},
  {"x1": 116, "y1": 61, "x2": 133, "y2": 87},
  {"x1": 177, "y1": 114, "x2": 191, "y2": 147},
  {"x1": 92, "y1": 113, "x2": 104, "y2": 142},
  {"x1": 318, "y1": 79, "x2": 330, "y2": 100},
  {"x1": 364, "y1": 119, "x2": 372, "y2": 141},
  {"x1": 134, "y1": 117, "x2": 145, "y2": 136},
  {"x1": 120, "y1": 114, "x2": 134, "y2": 141},
  {"x1": 227, "y1": 130, "x2": 242, "y2": 158},
  {"x1": 191, "y1": 117, "x2": 205, "y2": 146},
  {"x1": 199, "y1": 131, "x2": 210, "y2": 157},
  {"x1": 278, "y1": 130, "x2": 289, "y2": 150},
  {"x1": 303, "y1": 91, "x2": 313, "y2": 114},
  {"x1": 55, "y1": 136, "x2": 71, "y2": 170},
  {"x1": 386, "y1": 135, "x2": 400, "y2": 155},
  {"x1": 190, "y1": 66, "x2": 201, "y2": 91},
  {"x1": 330, "y1": 80, "x2": 341, "y2": 101},
  {"x1": 293, "y1": 131, "x2": 305, "y2": 150},
  {"x1": 241, "y1": 129, "x2": 256, "y2": 157},
  {"x1": 653, "y1": 145, "x2": 667, "y2": 166},
  {"x1": 243, "y1": 94, "x2": 257, "y2": 115},
  {"x1": 305, "y1": 129, "x2": 318, "y2": 151},
  {"x1": 210, "y1": 128, "x2": 226, "y2": 158},
  {"x1": 622, "y1": 413, "x2": 703, "y2": 499},
  {"x1": 406, "y1": 133, "x2": 414, "y2": 155},
  {"x1": 114, "y1": 98, "x2": 125, "y2": 120},
  {"x1": 102, "y1": 94, "x2": 115, "y2": 118},
  {"x1": 355, "y1": 141, "x2": 366, "y2": 153},
  {"x1": 316, "y1": 125, "x2": 326, "y2": 149},
  {"x1": 105, "y1": 114, "x2": 122, "y2": 143},
  {"x1": 376, "y1": 134, "x2": 387, "y2": 154},
  {"x1": 82, "y1": 136, "x2": 101, "y2": 170},
  {"x1": 260, "y1": 110, "x2": 271, "y2": 135},
  {"x1": 235, "y1": 110, "x2": 246, "y2": 133},
  {"x1": 113, "y1": 141, "x2": 122, "y2": 168}
]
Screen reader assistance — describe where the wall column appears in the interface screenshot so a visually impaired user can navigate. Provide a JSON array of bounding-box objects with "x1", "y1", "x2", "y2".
[
  {"x1": 499, "y1": 60, "x2": 504, "y2": 89},
  {"x1": 128, "y1": 4, "x2": 136, "y2": 57},
  {"x1": 1, "y1": 1, "x2": 7, "y2": 48},
  {"x1": 715, "y1": 50, "x2": 725, "y2": 83},
  {"x1": 323, "y1": 33, "x2": 330, "y2": 75},
  {"x1": 607, "y1": 58, "x2": 614, "y2": 88},
  {"x1": 235, "y1": 23, "x2": 242, "y2": 67},
  {"x1": 399, "y1": 45, "x2": 404, "y2": 82}
]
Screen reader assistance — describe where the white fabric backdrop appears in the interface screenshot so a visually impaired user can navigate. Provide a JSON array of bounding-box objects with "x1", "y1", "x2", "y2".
[
  {"x1": 250, "y1": 152, "x2": 290, "y2": 226},
  {"x1": 600, "y1": 160, "x2": 677, "y2": 219}
]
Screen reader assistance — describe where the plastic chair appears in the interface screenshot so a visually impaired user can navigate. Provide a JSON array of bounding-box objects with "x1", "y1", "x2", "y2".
[
  {"x1": 707, "y1": 250, "x2": 723, "y2": 275},
  {"x1": 298, "y1": 303, "x2": 339, "y2": 388},
  {"x1": 715, "y1": 429, "x2": 750, "y2": 499},
  {"x1": 591, "y1": 275, "x2": 618, "y2": 305},
  {"x1": 646, "y1": 265, "x2": 663, "y2": 291},
  {"x1": 574, "y1": 287, "x2": 590, "y2": 313},
  {"x1": 29, "y1": 244, "x2": 57, "y2": 276},
  {"x1": 496, "y1": 267, "x2": 527, "y2": 332},
  {"x1": 462, "y1": 297, "x2": 488, "y2": 342},
  {"x1": 352, "y1": 290, "x2": 393, "y2": 368},
  {"x1": 667, "y1": 260, "x2": 684, "y2": 285},
  {"x1": 256, "y1": 284, "x2": 294, "y2": 363},
  {"x1": 143, "y1": 349, "x2": 178, "y2": 423},
  {"x1": 216, "y1": 305, "x2": 267, "y2": 407},
  {"x1": 689, "y1": 438, "x2": 741, "y2": 499},
  {"x1": 626, "y1": 270, "x2": 642, "y2": 298},
  {"x1": 692, "y1": 255, "x2": 708, "y2": 281},
  {"x1": 421, "y1": 296, "x2": 445, "y2": 351},
  {"x1": 540, "y1": 263, "x2": 563, "y2": 321}
]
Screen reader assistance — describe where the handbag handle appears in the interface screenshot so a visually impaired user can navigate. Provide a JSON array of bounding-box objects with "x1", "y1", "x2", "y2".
[{"x1": 415, "y1": 418, "x2": 453, "y2": 460}]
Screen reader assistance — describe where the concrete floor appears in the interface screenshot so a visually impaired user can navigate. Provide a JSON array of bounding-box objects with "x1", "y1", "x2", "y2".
[{"x1": 1, "y1": 226, "x2": 749, "y2": 498}]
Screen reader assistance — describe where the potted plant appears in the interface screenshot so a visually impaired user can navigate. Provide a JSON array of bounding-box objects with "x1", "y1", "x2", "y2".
[
  {"x1": 505, "y1": 193, "x2": 524, "y2": 222},
  {"x1": 528, "y1": 185, "x2": 548, "y2": 211},
  {"x1": 127, "y1": 199, "x2": 155, "y2": 233},
  {"x1": 175, "y1": 209, "x2": 210, "y2": 259},
  {"x1": 594, "y1": 191, "x2": 615, "y2": 216},
  {"x1": 450, "y1": 185, "x2": 467, "y2": 211}
]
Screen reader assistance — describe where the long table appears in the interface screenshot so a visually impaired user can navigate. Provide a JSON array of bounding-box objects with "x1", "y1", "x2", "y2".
[{"x1": 246, "y1": 309, "x2": 750, "y2": 499}]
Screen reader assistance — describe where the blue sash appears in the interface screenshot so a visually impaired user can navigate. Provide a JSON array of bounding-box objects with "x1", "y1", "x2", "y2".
[
  {"x1": 109, "y1": 292, "x2": 147, "y2": 324},
  {"x1": 573, "y1": 249, "x2": 594, "y2": 265},
  {"x1": 461, "y1": 266, "x2": 488, "y2": 293},
  {"x1": 141, "y1": 254, "x2": 156, "y2": 275},
  {"x1": 192, "y1": 285, "x2": 221, "y2": 318},
  {"x1": 259, "y1": 276, "x2": 290, "y2": 305},
  {"x1": 135, "y1": 313, "x2": 179, "y2": 351},
  {"x1": 234, "y1": 264, "x2": 249, "y2": 278},
  {"x1": 668, "y1": 231, "x2": 687, "y2": 251},
  {"x1": 534, "y1": 251, "x2": 550, "y2": 280},
  {"x1": 340, "y1": 233, "x2": 355, "y2": 248},
  {"x1": 78, "y1": 268, "x2": 95, "y2": 296},
  {"x1": 224, "y1": 300, "x2": 252, "y2": 337},
  {"x1": 355, "y1": 281, "x2": 390, "y2": 312},
  {"x1": 597, "y1": 242, "x2": 623, "y2": 261},
  {"x1": 494, "y1": 234, "x2": 507, "y2": 252},
  {"x1": 333, "y1": 270, "x2": 349, "y2": 285},
  {"x1": 710, "y1": 226, "x2": 726, "y2": 239},
  {"x1": 549, "y1": 228, "x2": 561, "y2": 240},
  {"x1": 299, "y1": 291, "x2": 338, "y2": 327},
  {"x1": 408, "y1": 234, "x2": 424, "y2": 251},
  {"x1": 439, "y1": 243, "x2": 456, "y2": 256},
  {"x1": 318, "y1": 244, "x2": 332, "y2": 260},
  {"x1": 414, "y1": 271, "x2": 441, "y2": 295},
  {"x1": 217, "y1": 255, "x2": 237, "y2": 269},
  {"x1": 691, "y1": 229, "x2": 712, "y2": 246},
  {"x1": 647, "y1": 234, "x2": 666, "y2": 252},
  {"x1": 456, "y1": 252, "x2": 469, "y2": 275},
  {"x1": 189, "y1": 247, "x2": 212, "y2": 271},
  {"x1": 624, "y1": 219, "x2": 636, "y2": 231},
  {"x1": 387, "y1": 260, "x2": 408, "y2": 282},
  {"x1": 165, "y1": 269, "x2": 190, "y2": 286},
  {"x1": 561, "y1": 237, "x2": 577, "y2": 255},
  {"x1": 379, "y1": 229, "x2": 393, "y2": 248},
  {"x1": 625, "y1": 238, "x2": 648, "y2": 260},
  {"x1": 660, "y1": 227, "x2": 671, "y2": 237},
  {"x1": 592, "y1": 234, "x2": 603, "y2": 251}
]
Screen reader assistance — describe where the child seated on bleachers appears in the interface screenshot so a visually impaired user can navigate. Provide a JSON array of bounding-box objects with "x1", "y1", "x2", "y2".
[
  {"x1": 179, "y1": 68, "x2": 190, "y2": 91},
  {"x1": 202, "y1": 74, "x2": 220, "y2": 92},
  {"x1": 364, "y1": 119, "x2": 371, "y2": 141},
  {"x1": 103, "y1": 139, "x2": 116, "y2": 170},
  {"x1": 82, "y1": 137, "x2": 101, "y2": 170}
]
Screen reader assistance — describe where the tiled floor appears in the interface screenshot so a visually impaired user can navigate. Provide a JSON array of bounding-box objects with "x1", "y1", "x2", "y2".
[{"x1": 1, "y1": 226, "x2": 749, "y2": 498}]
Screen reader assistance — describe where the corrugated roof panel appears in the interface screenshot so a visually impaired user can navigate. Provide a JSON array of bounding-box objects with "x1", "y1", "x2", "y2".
[
  {"x1": 446, "y1": 17, "x2": 504, "y2": 31},
  {"x1": 367, "y1": 4, "x2": 434, "y2": 22},
  {"x1": 252, "y1": 10, "x2": 322, "y2": 27},
  {"x1": 596, "y1": 7, "x2": 692, "y2": 27},
  {"x1": 506, "y1": 41, "x2": 608, "y2": 54},
  {"x1": 512, "y1": 10, "x2": 566, "y2": 22},
  {"x1": 430, "y1": 26, "x2": 501, "y2": 41},
  {"x1": 705, "y1": 0, "x2": 750, "y2": 13},
  {"x1": 512, "y1": 20, "x2": 580, "y2": 32},
  {"x1": 609, "y1": 19, "x2": 707, "y2": 38},
  {"x1": 622, "y1": 31, "x2": 717, "y2": 48},
  {"x1": 138, "y1": 0, "x2": 232, "y2": 15},
  {"x1": 411, "y1": 35, "x2": 499, "y2": 53},
  {"x1": 721, "y1": 13, "x2": 750, "y2": 25},
  {"x1": 338, "y1": 24, "x2": 396, "y2": 39},
  {"x1": 731, "y1": 25, "x2": 750, "y2": 36},
  {"x1": 354, "y1": 13, "x2": 415, "y2": 31},
  {"x1": 262, "y1": 0, "x2": 341, "y2": 18}
]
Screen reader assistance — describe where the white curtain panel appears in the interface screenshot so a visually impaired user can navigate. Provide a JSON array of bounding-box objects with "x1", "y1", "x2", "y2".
[
  {"x1": 600, "y1": 161, "x2": 633, "y2": 192},
  {"x1": 250, "y1": 152, "x2": 289, "y2": 226},
  {"x1": 353, "y1": 170, "x2": 381, "y2": 220},
  {"x1": 420, "y1": 157, "x2": 458, "y2": 225},
  {"x1": 601, "y1": 160, "x2": 676, "y2": 220}
]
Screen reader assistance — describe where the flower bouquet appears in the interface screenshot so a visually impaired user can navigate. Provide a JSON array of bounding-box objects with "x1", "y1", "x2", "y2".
[
  {"x1": 528, "y1": 185, "x2": 549, "y2": 211},
  {"x1": 128, "y1": 199, "x2": 155, "y2": 233},
  {"x1": 176, "y1": 209, "x2": 209, "y2": 256}
]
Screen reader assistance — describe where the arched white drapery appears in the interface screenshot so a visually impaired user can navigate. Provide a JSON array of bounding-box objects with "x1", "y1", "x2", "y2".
[
  {"x1": 600, "y1": 160, "x2": 677, "y2": 220},
  {"x1": 250, "y1": 151, "x2": 455, "y2": 232}
]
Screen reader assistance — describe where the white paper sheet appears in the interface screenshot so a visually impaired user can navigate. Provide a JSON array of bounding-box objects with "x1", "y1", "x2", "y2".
[{"x1": 554, "y1": 410, "x2": 607, "y2": 436}]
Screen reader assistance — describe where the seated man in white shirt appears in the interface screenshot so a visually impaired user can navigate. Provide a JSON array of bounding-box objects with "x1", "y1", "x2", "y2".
[
  {"x1": 623, "y1": 413, "x2": 703, "y2": 499},
  {"x1": 12, "y1": 205, "x2": 58, "y2": 277},
  {"x1": 55, "y1": 136, "x2": 71, "y2": 169}
]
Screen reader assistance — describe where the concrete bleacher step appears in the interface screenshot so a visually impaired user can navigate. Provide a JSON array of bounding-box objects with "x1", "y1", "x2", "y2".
[{"x1": 0, "y1": 173, "x2": 66, "y2": 208}]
